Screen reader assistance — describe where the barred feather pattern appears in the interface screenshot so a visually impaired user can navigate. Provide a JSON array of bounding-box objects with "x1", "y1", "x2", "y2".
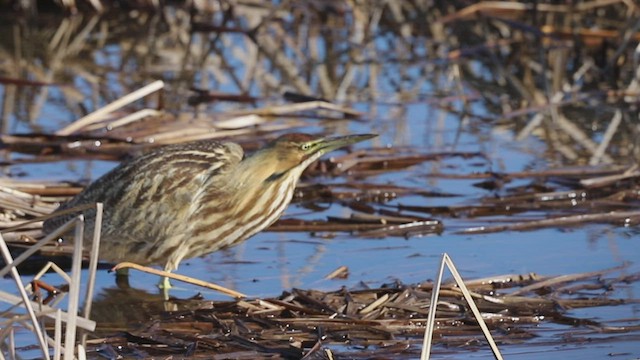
[
  {"x1": 43, "y1": 136, "x2": 315, "y2": 273},
  {"x1": 44, "y1": 133, "x2": 374, "y2": 274},
  {"x1": 43, "y1": 140, "x2": 247, "y2": 271}
]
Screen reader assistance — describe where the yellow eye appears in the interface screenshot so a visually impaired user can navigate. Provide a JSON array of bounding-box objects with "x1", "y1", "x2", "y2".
[{"x1": 301, "y1": 143, "x2": 311, "y2": 151}]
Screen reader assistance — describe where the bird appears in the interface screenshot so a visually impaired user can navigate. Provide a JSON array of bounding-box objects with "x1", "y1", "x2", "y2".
[{"x1": 43, "y1": 133, "x2": 376, "y2": 289}]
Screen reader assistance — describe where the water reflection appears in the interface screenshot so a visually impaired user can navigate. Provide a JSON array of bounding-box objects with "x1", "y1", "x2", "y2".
[
  {"x1": 1, "y1": 3, "x2": 637, "y2": 162},
  {"x1": 90, "y1": 285, "x2": 167, "y2": 330}
]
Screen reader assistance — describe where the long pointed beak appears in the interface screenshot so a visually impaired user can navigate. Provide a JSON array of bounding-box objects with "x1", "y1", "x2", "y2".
[{"x1": 317, "y1": 133, "x2": 377, "y2": 153}]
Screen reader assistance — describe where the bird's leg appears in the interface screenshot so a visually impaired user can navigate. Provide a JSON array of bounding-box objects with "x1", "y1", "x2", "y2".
[
  {"x1": 159, "y1": 263, "x2": 174, "y2": 290},
  {"x1": 158, "y1": 265, "x2": 173, "y2": 300},
  {"x1": 158, "y1": 276, "x2": 172, "y2": 290},
  {"x1": 160, "y1": 277, "x2": 171, "y2": 301}
]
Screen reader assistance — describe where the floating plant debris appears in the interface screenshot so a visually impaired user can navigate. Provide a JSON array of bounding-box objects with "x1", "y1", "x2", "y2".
[{"x1": 82, "y1": 267, "x2": 639, "y2": 359}]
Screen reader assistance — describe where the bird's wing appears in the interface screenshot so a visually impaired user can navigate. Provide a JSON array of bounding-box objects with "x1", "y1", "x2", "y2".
[{"x1": 43, "y1": 140, "x2": 244, "y2": 239}]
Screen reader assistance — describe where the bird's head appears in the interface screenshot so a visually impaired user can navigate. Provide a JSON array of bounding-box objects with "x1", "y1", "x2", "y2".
[
  {"x1": 243, "y1": 133, "x2": 377, "y2": 183},
  {"x1": 267, "y1": 133, "x2": 377, "y2": 174},
  {"x1": 229, "y1": 133, "x2": 376, "y2": 210}
]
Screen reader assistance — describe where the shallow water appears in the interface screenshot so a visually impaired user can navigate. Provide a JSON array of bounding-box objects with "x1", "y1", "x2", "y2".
[{"x1": 1, "y1": 4, "x2": 639, "y2": 358}]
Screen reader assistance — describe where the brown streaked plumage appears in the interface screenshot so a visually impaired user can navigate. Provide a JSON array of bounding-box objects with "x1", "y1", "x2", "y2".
[{"x1": 43, "y1": 133, "x2": 376, "y2": 286}]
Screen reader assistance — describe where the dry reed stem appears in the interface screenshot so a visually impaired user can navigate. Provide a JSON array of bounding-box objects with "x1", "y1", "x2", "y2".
[
  {"x1": 144, "y1": 123, "x2": 299, "y2": 145},
  {"x1": 580, "y1": 164, "x2": 640, "y2": 187},
  {"x1": 221, "y1": 101, "x2": 363, "y2": 118},
  {"x1": 590, "y1": 110, "x2": 622, "y2": 166},
  {"x1": 439, "y1": 0, "x2": 627, "y2": 24},
  {"x1": 459, "y1": 210, "x2": 640, "y2": 234},
  {"x1": 80, "y1": 203, "x2": 102, "y2": 348},
  {"x1": 111, "y1": 262, "x2": 246, "y2": 299},
  {"x1": 509, "y1": 264, "x2": 627, "y2": 296},
  {"x1": 62, "y1": 216, "x2": 84, "y2": 360},
  {"x1": 324, "y1": 265, "x2": 349, "y2": 280},
  {"x1": 82, "y1": 109, "x2": 164, "y2": 132},
  {"x1": 56, "y1": 80, "x2": 164, "y2": 136},
  {"x1": 0, "y1": 233, "x2": 49, "y2": 359},
  {"x1": 0, "y1": 202, "x2": 106, "y2": 359},
  {"x1": 421, "y1": 253, "x2": 503, "y2": 360}
]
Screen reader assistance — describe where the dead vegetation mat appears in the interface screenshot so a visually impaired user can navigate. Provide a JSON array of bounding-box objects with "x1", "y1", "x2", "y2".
[{"x1": 82, "y1": 268, "x2": 640, "y2": 359}]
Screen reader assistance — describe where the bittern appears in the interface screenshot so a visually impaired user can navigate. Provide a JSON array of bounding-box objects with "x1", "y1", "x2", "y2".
[{"x1": 43, "y1": 133, "x2": 376, "y2": 288}]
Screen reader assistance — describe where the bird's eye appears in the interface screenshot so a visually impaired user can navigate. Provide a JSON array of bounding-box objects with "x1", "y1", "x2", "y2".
[{"x1": 301, "y1": 143, "x2": 311, "y2": 151}]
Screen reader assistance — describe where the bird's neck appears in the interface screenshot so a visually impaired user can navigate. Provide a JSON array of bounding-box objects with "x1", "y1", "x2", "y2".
[
  {"x1": 225, "y1": 151, "x2": 303, "y2": 214},
  {"x1": 232, "y1": 150, "x2": 278, "y2": 187}
]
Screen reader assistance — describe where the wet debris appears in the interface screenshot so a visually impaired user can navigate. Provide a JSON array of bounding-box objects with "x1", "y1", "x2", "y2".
[
  {"x1": 324, "y1": 266, "x2": 349, "y2": 280},
  {"x1": 82, "y1": 267, "x2": 639, "y2": 358}
]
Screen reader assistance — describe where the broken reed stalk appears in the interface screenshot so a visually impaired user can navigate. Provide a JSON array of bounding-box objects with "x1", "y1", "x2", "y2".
[
  {"x1": 82, "y1": 109, "x2": 163, "y2": 132},
  {"x1": 63, "y1": 215, "x2": 84, "y2": 360},
  {"x1": 580, "y1": 164, "x2": 639, "y2": 187},
  {"x1": 0, "y1": 217, "x2": 87, "y2": 359},
  {"x1": 0, "y1": 291, "x2": 96, "y2": 331},
  {"x1": 0, "y1": 233, "x2": 49, "y2": 359},
  {"x1": 509, "y1": 263, "x2": 627, "y2": 296},
  {"x1": 54, "y1": 309, "x2": 62, "y2": 360},
  {"x1": 81, "y1": 203, "x2": 103, "y2": 348},
  {"x1": 421, "y1": 253, "x2": 503, "y2": 360},
  {"x1": 55, "y1": 80, "x2": 164, "y2": 136},
  {"x1": 1, "y1": 203, "x2": 94, "y2": 234},
  {"x1": 0, "y1": 203, "x2": 104, "y2": 360}
]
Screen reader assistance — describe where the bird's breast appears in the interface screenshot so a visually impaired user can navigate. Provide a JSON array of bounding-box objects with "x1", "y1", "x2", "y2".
[{"x1": 186, "y1": 178, "x2": 298, "y2": 254}]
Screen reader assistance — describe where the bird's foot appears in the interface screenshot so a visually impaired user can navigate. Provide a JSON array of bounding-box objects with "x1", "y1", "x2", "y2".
[
  {"x1": 158, "y1": 276, "x2": 172, "y2": 300},
  {"x1": 158, "y1": 276, "x2": 172, "y2": 290}
]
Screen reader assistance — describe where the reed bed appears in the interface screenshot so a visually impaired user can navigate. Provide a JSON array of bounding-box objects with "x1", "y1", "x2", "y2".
[
  {"x1": 81, "y1": 265, "x2": 637, "y2": 358},
  {"x1": 0, "y1": 0, "x2": 638, "y2": 167},
  {"x1": 0, "y1": 205, "x2": 103, "y2": 360},
  {"x1": 1, "y1": 0, "x2": 640, "y2": 358}
]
